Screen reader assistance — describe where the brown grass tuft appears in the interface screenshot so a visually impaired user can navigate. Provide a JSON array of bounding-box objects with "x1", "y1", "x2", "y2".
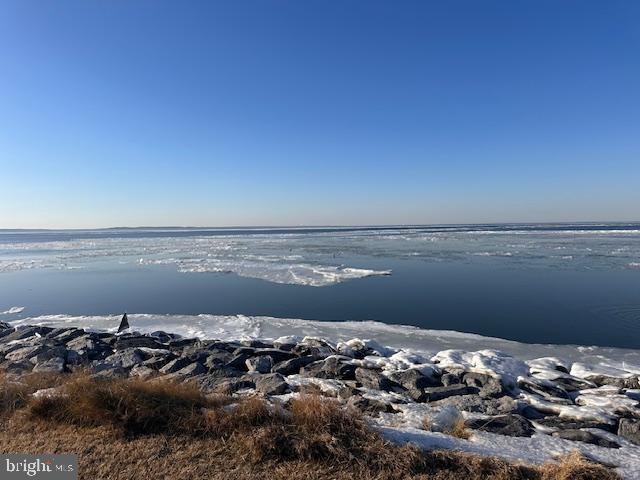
[
  {"x1": 540, "y1": 451, "x2": 619, "y2": 480},
  {"x1": 27, "y1": 375, "x2": 210, "y2": 436},
  {"x1": 444, "y1": 418, "x2": 471, "y2": 440},
  {"x1": 0, "y1": 371, "x2": 65, "y2": 418}
]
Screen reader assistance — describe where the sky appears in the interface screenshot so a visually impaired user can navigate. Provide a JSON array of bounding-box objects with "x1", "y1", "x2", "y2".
[{"x1": 0, "y1": 1, "x2": 639, "y2": 228}]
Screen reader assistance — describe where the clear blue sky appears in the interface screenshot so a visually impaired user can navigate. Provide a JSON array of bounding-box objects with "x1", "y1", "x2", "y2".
[{"x1": 1, "y1": 1, "x2": 639, "y2": 228}]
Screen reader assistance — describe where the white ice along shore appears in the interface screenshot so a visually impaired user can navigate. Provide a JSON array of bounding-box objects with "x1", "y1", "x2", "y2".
[{"x1": 7, "y1": 313, "x2": 640, "y2": 479}]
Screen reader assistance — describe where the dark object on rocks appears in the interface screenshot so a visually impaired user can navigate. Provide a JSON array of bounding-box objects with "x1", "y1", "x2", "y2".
[
  {"x1": 618, "y1": 418, "x2": 640, "y2": 445},
  {"x1": 466, "y1": 414, "x2": 534, "y2": 437},
  {"x1": 117, "y1": 313, "x2": 130, "y2": 333},
  {"x1": 255, "y1": 373, "x2": 288, "y2": 395},
  {"x1": 355, "y1": 367, "x2": 397, "y2": 391},
  {"x1": 552, "y1": 429, "x2": 620, "y2": 448},
  {"x1": 536, "y1": 416, "x2": 617, "y2": 433}
]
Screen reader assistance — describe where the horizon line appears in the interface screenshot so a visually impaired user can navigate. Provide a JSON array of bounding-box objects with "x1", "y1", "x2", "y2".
[{"x1": 1, "y1": 219, "x2": 640, "y2": 232}]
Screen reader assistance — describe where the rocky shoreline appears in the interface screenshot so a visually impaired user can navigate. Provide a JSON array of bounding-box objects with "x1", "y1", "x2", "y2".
[{"x1": 1, "y1": 319, "x2": 639, "y2": 471}]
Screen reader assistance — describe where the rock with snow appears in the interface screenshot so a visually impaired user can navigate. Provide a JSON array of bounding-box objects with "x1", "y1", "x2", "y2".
[
  {"x1": 618, "y1": 418, "x2": 640, "y2": 445},
  {"x1": 466, "y1": 414, "x2": 534, "y2": 437},
  {"x1": 246, "y1": 355, "x2": 273, "y2": 373},
  {"x1": 552, "y1": 429, "x2": 620, "y2": 448}
]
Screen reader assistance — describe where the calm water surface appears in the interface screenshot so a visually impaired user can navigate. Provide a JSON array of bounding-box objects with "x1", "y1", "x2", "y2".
[{"x1": 1, "y1": 224, "x2": 639, "y2": 349}]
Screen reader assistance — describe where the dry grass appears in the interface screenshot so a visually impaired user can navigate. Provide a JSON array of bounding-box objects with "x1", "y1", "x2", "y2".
[
  {"x1": 27, "y1": 375, "x2": 213, "y2": 436},
  {"x1": 0, "y1": 371, "x2": 64, "y2": 418},
  {"x1": 0, "y1": 373, "x2": 621, "y2": 479},
  {"x1": 540, "y1": 451, "x2": 619, "y2": 480},
  {"x1": 422, "y1": 416, "x2": 471, "y2": 440},
  {"x1": 444, "y1": 418, "x2": 471, "y2": 440}
]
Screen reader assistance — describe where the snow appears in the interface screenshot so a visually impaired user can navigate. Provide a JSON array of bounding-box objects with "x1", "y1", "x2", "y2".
[
  {"x1": 377, "y1": 426, "x2": 640, "y2": 480},
  {"x1": 431, "y1": 349, "x2": 529, "y2": 388},
  {"x1": 0, "y1": 306, "x2": 25, "y2": 315}
]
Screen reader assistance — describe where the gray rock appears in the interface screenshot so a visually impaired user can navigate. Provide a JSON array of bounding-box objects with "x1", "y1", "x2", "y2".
[
  {"x1": 354, "y1": 367, "x2": 397, "y2": 391},
  {"x1": 167, "y1": 338, "x2": 199, "y2": 349},
  {"x1": 587, "y1": 375, "x2": 640, "y2": 389},
  {"x1": 225, "y1": 352, "x2": 254, "y2": 370},
  {"x1": 536, "y1": 416, "x2": 617, "y2": 433},
  {"x1": 0, "y1": 321, "x2": 12, "y2": 330},
  {"x1": 552, "y1": 429, "x2": 620, "y2": 448},
  {"x1": 346, "y1": 395, "x2": 393, "y2": 415},
  {"x1": 129, "y1": 365, "x2": 157, "y2": 378},
  {"x1": 176, "y1": 362, "x2": 207, "y2": 377},
  {"x1": 518, "y1": 377, "x2": 571, "y2": 401},
  {"x1": 272, "y1": 356, "x2": 315, "y2": 375},
  {"x1": 33, "y1": 357, "x2": 65, "y2": 373},
  {"x1": 431, "y1": 394, "x2": 517, "y2": 415},
  {"x1": 1, "y1": 326, "x2": 51, "y2": 343},
  {"x1": 3, "y1": 361, "x2": 33, "y2": 374},
  {"x1": 388, "y1": 368, "x2": 441, "y2": 390},
  {"x1": 246, "y1": 355, "x2": 273, "y2": 373},
  {"x1": 159, "y1": 357, "x2": 192, "y2": 374},
  {"x1": 5, "y1": 345, "x2": 44, "y2": 362},
  {"x1": 463, "y1": 372, "x2": 504, "y2": 398},
  {"x1": 441, "y1": 373, "x2": 462, "y2": 386},
  {"x1": 29, "y1": 346, "x2": 68, "y2": 365},
  {"x1": 252, "y1": 348, "x2": 296, "y2": 363},
  {"x1": 45, "y1": 328, "x2": 85, "y2": 342},
  {"x1": 618, "y1": 418, "x2": 640, "y2": 445},
  {"x1": 207, "y1": 378, "x2": 255, "y2": 394},
  {"x1": 302, "y1": 356, "x2": 357, "y2": 380},
  {"x1": 419, "y1": 384, "x2": 470, "y2": 402},
  {"x1": 114, "y1": 336, "x2": 165, "y2": 350},
  {"x1": 466, "y1": 414, "x2": 534, "y2": 437},
  {"x1": 255, "y1": 373, "x2": 289, "y2": 395},
  {"x1": 240, "y1": 339, "x2": 273, "y2": 349},
  {"x1": 103, "y1": 348, "x2": 147, "y2": 369},
  {"x1": 66, "y1": 335, "x2": 112, "y2": 361}
]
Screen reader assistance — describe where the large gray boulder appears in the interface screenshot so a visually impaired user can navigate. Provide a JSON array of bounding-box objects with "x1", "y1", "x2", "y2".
[
  {"x1": 272, "y1": 356, "x2": 314, "y2": 375},
  {"x1": 618, "y1": 418, "x2": 640, "y2": 445},
  {"x1": 355, "y1": 367, "x2": 397, "y2": 391},
  {"x1": 413, "y1": 385, "x2": 470, "y2": 402},
  {"x1": 388, "y1": 368, "x2": 441, "y2": 390},
  {"x1": 159, "y1": 357, "x2": 192, "y2": 374},
  {"x1": 463, "y1": 372, "x2": 504, "y2": 398},
  {"x1": 245, "y1": 355, "x2": 273, "y2": 374},
  {"x1": 255, "y1": 373, "x2": 289, "y2": 395},
  {"x1": 33, "y1": 357, "x2": 65, "y2": 374}
]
